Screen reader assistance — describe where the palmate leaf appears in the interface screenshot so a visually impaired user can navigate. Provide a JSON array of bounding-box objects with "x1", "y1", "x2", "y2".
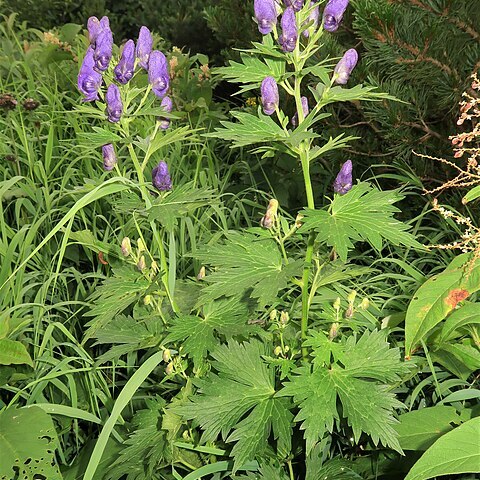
[
  {"x1": 175, "y1": 340, "x2": 293, "y2": 472},
  {"x1": 299, "y1": 182, "x2": 422, "y2": 262},
  {"x1": 194, "y1": 232, "x2": 302, "y2": 308},
  {"x1": 280, "y1": 330, "x2": 407, "y2": 455}
]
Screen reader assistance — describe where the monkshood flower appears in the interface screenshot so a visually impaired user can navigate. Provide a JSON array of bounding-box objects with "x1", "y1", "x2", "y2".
[
  {"x1": 152, "y1": 161, "x2": 172, "y2": 191},
  {"x1": 159, "y1": 96, "x2": 173, "y2": 130},
  {"x1": 291, "y1": 96, "x2": 309, "y2": 127},
  {"x1": 261, "y1": 76, "x2": 279, "y2": 115},
  {"x1": 260, "y1": 199, "x2": 279, "y2": 229},
  {"x1": 254, "y1": 0, "x2": 278, "y2": 35},
  {"x1": 323, "y1": 0, "x2": 349, "y2": 32},
  {"x1": 148, "y1": 50, "x2": 170, "y2": 98},
  {"x1": 333, "y1": 160, "x2": 353, "y2": 194},
  {"x1": 334, "y1": 48, "x2": 358, "y2": 84},
  {"x1": 114, "y1": 39, "x2": 135, "y2": 84},
  {"x1": 102, "y1": 144, "x2": 117, "y2": 171},
  {"x1": 136, "y1": 26, "x2": 153, "y2": 70},
  {"x1": 283, "y1": 0, "x2": 303, "y2": 11},
  {"x1": 278, "y1": 7, "x2": 297, "y2": 52},
  {"x1": 87, "y1": 16, "x2": 101, "y2": 44},
  {"x1": 105, "y1": 84, "x2": 123, "y2": 123},
  {"x1": 94, "y1": 25, "x2": 113, "y2": 72},
  {"x1": 303, "y1": 1, "x2": 320, "y2": 37},
  {"x1": 77, "y1": 46, "x2": 103, "y2": 102}
]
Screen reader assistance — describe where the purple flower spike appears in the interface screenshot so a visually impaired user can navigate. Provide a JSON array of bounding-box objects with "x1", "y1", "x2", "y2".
[
  {"x1": 159, "y1": 96, "x2": 173, "y2": 130},
  {"x1": 254, "y1": 0, "x2": 278, "y2": 35},
  {"x1": 152, "y1": 161, "x2": 172, "y2": 191},
  {"x1": 303, "y1": 1, "x2": 320, "y2": 37},
  {"x1": 102, "y1": 144, "x2": 117, "y2": 171},
  {"x1": 148, "y1": 50, "x2": 169, "y2": 98},
  {"x1": 334, "y1": 48, "x2": 358, "y2": 84},
  {"x1": 136, "y1": 26, "x2": 153, "y2": 70},
  {"x1": 99, "y1": 16, "x2": 110, "y2": 30},
  {"x1": 77, "y1": 46, "x2": 103, "y2": 102},
  {"x1": 261, "y1": 76, "x2": 279, "y2": 116},
  {"x1": 333, "y1": 160, "x2": 353, "y2": 194},
  {"x1": 114, "y1": 40, "x2": 136, "y2": 84},
  {"x1": 283, "y1": 0, "x2": 303, "y2": 12},
  {"x1": 278, "y1": 7, "x2": 298, "y2": 52},
  {"x1": 94, "y1": 26, "x2": 113, "y2": 72},
  {"x1": 87, "y1": 16, "x2": 101, "y2": 45},
  {"x1": 106, "y1": 84, "x2": 123, "y2": 123},
  {"x1": 323, "y1": 0, "x2": 349, "y2": 32},
  {"x1": 291, "y1": 96, "x2": 309, "y2": 127}
]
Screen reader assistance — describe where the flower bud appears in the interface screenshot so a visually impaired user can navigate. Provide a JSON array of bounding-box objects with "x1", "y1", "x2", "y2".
[
  {"x1": 102, "y1": 143, "x2": 117, "y2": 171},
  {"x1": 151, "y1": 261, "x2": 159, "y2": 274},
  {"x1": 114, "y1": 39, "x2": 135, "y2": 84},
  {"x1": 148, "y1": 50, "x2": 170, "y2": 99},
  {"x1": 359, "y1": 298, "x2": 370, "y2": 310},
  {"x1": 291, "y1": 96, "x2": 309, "y2": 127},
  {"x1": 163, "y1": 349, "x2": 172, "y2": 362},
  {"x1": 260, "y1": 198, "x2": 279, "y2": 229},
  {"x1": 93, "y1": 21, "x2": 113, "y2": 72},
  {"x1": 284, "y1": 345, "x2": 290, "y2": 353},
  {"x1": 136, "y1": 26, "x2": 153, "y2": 70},
  {"x1": 159, "y1": 95, "x2": 173, "y2": 130},
  {"x1": 197, "y1": 266, "x2": 206, "y2": 280},
  {"x1": 137, "y1": 255, "x2": 146, "y2": 271},
  {"x1": 152, "y1": 161, "x2": 173, "y2": 191},
  {"x1": 121, "y1": 237, "x2": 132, "y2": 256},
  {"x1": 284, "y1": 0, "x2": 304, "y2": 11},
  {"x1": 144, "y1": 294, "x2": 152, "y2": 305},
  {"x1": 270, "y1": 309, "x2": 278, "y2": 321},
  {"x1": 280, "y1": 311, "x2": 289, "y2": 325},
  {"x1": 260, "y1": 76, "x2": 279, "y2": 116},
  {"x1": 137, "y1": 238, "x2": 147, "y2": 252},
  {"x1": 329, "y1": 322, "x2": 339, "y2": 340},
  {"x1": 344, "y1": 305, "x2": 354, "y2": 319},
  {"x1": 347, "y1": 290, "x2": 357, "y2": 304},
  {"x1": 77, "y1": 46, "x2": 103, "y2": 102},
  {"x1": 87, "y1": 16, "x2": 101, "y2": 45},
  {"x1": 278, "y1": 6, "x2": 298, "y2": 52},
  {"x1": 254, "y1": 0, "x2": 278, "y2": 35},
  {"x1": 165, "y1": 362, "x2": 174, "y2": 375},
  {"x1": 333, "y1": 160, "x2": 353, "y2": 195},
  {"x1": 274, "y1": 345, "x2": 282, "y2": 356},
  {"x1": 294, "y1": 213, "x2": 303, "y2": 229},
  {"x1": 334, "y1": 49, "x2": 358, "y2": 85},
  {"x1": 323, "y1": 0, "x2": 349, "y2": 32},
  {"x1": 333, "y1": 297, "x2": 341, "y2": 311},
  {"x1": 105, "y1": 84, "x2": 123, "y2": 123}
]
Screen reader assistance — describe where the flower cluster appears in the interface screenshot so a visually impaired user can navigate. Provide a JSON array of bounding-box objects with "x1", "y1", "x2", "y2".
[{"x1": 77, "y1": 16, "x2": 174, "y2": 190}]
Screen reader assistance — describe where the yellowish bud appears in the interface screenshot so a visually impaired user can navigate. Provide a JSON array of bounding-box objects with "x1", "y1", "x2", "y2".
[
  {"x1": 294, "y1": 213, "x2": 303, "y2": 229},
  {"x1": 165, "y1": 362, "x2": 174, "y2": 375},
  {"x1": 163, "y1": 349, "x2": 172, "y2": 363},
  {"x1": 121, "y1": 237, "x2": 132, "y2": 256},
  {"x1": 329, "y1": 322, "x2": 339, "y2": 340},
  {"x1": 137, "y1": 255, "x2": 146, "y2": 271},
  {"x1": 347, "y1": 290, "x2": 357, "y2": 304},
  {"x1": 284, "y1": 345, "x2": 290, "y2": 353},
  {"x1": 151, "y1": 261, "x2": 159, "y2": 274},
  {"x1": 359, "y1": 298, "x2": 370, "y2": 310},
  {"x1": 344, "y1": 305, "x2": 354, "y2": 319},
  {"x1": 143, "y1": 295, "x2": 152, "y2": 305},
  {"x1": 260, "y1": 199, "x2": 279, "y2": 229},
  {"x1": 137, "y1": 238, "x2": 146, "y2": 252},
  {"x1": 274, "y1": 346, "x2": 282, "y2": 356},
  {"x1": 197, "y1": 266, "x2": 206, "y2": 280},
  {"x1": 280, "y1": 311, "x2": 289, "y2": 325},
  {"x1": 333, "y1": 297, "x2": 341, "y2": 311},
  {"x1": 270, "y1": 309, "x2": 278, "y2": 321}
]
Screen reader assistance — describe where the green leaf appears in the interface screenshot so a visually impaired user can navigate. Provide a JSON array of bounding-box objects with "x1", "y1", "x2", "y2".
[
  {"x1": 280, "y1": 330, "x2": 406, "y2": 454},
  {"x1": 0, "y1": 338, "x2": 33, "y2": 366},
  {"x1": 462, "y1": 184, "x2": 480, "y2": 204},
  {"x1": 175, "y1": 340, "x2": 293, "y2": 472},
  {"x1": 440, "y1": 302, "x2": 480, "y2": 342},
  {"x1": 133, "y1": 126, "x2": 197, "y2": 156},
  {"x1": 0, "y1": 406, "x2": 62, "y2": 480},
  {"x1": 299, "y1": 182, "x2": 422, "y2": 262},
  {"x1": 405, "y1": 255, "x2": 480, "y2": 357},
  {"x1": 78, "y1": 126, "x2": 122, "y2": 149},
  {"x1": 404, "y1": 416, "x2": 480, "y2": 480},
  {"x1": 394, "y1": 406, "x2": 462, "y2": 451}
]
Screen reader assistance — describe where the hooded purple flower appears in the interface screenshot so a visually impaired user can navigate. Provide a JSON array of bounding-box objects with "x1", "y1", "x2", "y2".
[
  {"x1": 114, "y1": 40, "x2": 135, "y2": 84},
  {"x1": 261, "y1": 76, "x2": 279, "y2": 115},
  {"x1": 136, "y1": 26, "x2": 153, "y2": 70},
  {"x1": 87, "y1": 16, "x2": 101, "y2": 45},
  {"x1": 77, "y1": 46, "x2": 103, "y2": 102},
  {"x1": 303, "y1": 1, "x2": 320, "y2": 37},
  {"x1": 106, "y1": 84, "x2": 123, "y2": 123},
  {"x1": 278, "y1": 7, "x2": 298, "y2": 52},
  {"x1": 159, "y1": 96, "x2": 173, "y2": 130},
  {"x1": 254, "y1": 0, "x2": 278, "y2": 35},
  {"x1": 291, "y1": 96, "x2": 309, "y2": 127},
  {"x1": 148, "y1": 50, "x2": 169, "y2": 98},
  {"x1": 102, "y1": 144, "x2": 117, "y2": 171},
  {"x1": 334, "y1": 48, "x2": 358, "y2": 84},
  {"x1": 93, "y1": 24, "x2": 113, "y2": 72},
  {"x1": 152, "y1": 161, "x2": 172, "y2": 191},
  {"x1": 323, "y1": 0, "x2": 349, "y2": 32},
  {"x1": 283, "y1": 0, "x2": 303, "y2": 12},
  {"x1": 333, "y1": 160, "x2": 353, "y2": 194}
]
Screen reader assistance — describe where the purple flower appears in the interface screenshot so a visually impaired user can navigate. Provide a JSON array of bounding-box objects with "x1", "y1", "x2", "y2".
[
  {"x1": 254, "y1": 0, "x2": 278, "y2": 35},
  {"x1": 136, "y1": 26, "x2": 153, "y2": 70},
  {"x1": 148, "y1": 50, "x2": 169, "y2": 98},
  {"x1": 283, "y1": 0, "x2": 303, "y2": 11},
  {"x1": 159, "y1": 96, "x2": 173, "y2": 130},
  {"x1": 105, "y1": 84, "x2": 123, "y2": 123},
  {"x1": 152, "y1": 161, "x2": 172, "y2": 191},
  {"x1": 323, "y1": 0, "x2": 349, "y2": 32},
  {"x1": 102, "y1": 144, "x2": 117, "y2": 171},
  {"x1": 278, "y1": 7, "x2": 297, "y2": 52},
  {"x1": 114, "y1": 39, "x2": 135, "y2": 84},
  {"x1": 261, "y1": 76, "x2": 279, "y2": 115},
  {"x1": 333, "y1": 160, "x2": 353, "y2": 194},
  {"x1": 291, "y1": 96, "x2": 309, "y2": 127},
  {"x1": 334, "y1": 48, "x2": 358, "y2": 84},
  {"x1": 87, "y1": 16, "x2": 101, "y2": 45},
  {"x1": 77, "y1": 46, "x2": 103, "y2": 102},
  {"x1": 94, "y1": 25, "x2": 113, "y2": 72},
  {"x1": 303, "y1": 1, "x2": 320, "y2": 37}
]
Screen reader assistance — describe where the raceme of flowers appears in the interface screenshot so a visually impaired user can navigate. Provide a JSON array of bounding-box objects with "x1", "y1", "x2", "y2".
[{"x1": 77, "y1": 16, "x2": 172, "y2": 190}]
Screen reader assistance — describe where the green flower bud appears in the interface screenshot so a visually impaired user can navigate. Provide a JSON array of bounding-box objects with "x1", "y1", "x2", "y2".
[{"x1": 121, "y1": 237, "x2": 132, "y2": 256}]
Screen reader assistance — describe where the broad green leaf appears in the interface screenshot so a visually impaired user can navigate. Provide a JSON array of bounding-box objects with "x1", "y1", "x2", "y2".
[
  {"x1": 404, "y1": 416, "x2": 480, "y2": 480},
  {"x1": 440, "y1": 302, "x2": 480, "y2": 342},
  {"x1": 405, "y1": 255, "x2": 480, "y2": 357},
  {"x1": 306, "y1": 455, "x2": 362, "y2": 480},
  {"x1": 299, "y1": 182, "x2": 422, "y2": 262},
  {"x1": 0, "y1": 338, "x2": 33, "y2": 366},
  {"x1": 134, "y1": 125, "x2": 197, "y2": 157},
  {"x1": 0, "y1": 406, "x2": 62, "y2": 480},
  {"x1": 462, "y1": 184, "x2": 480, "y2": 204},
  {"x1": 435, "y1": 343, "x2": 480, "y2": 372},
  {"x1": 78, "y1": 126, "x2": 122, "y2": 148},
  {"x1": 394, "y1": 406, "x2": 461, "y2": 451}
]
